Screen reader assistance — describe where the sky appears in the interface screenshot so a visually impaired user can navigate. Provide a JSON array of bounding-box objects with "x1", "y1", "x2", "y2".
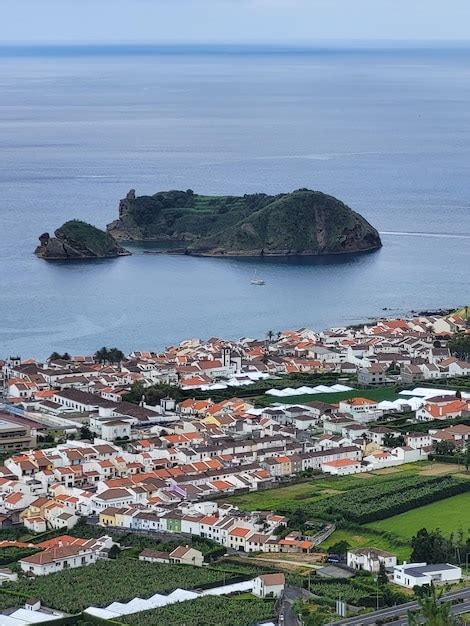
[{"x1": 2, "y1": 0, "x2": 470, "y2": 44}]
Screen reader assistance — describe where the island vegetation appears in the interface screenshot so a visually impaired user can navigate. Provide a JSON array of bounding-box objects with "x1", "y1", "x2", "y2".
[
  {"x1": 107, "y1": 187, "x2": 382, "y2": 256},
  {"x1": 35, "y1": 188, "x2": 382, "y2": 260},
  {"x1": 35, "y1": 220, "x2": 130, "y2": 260}
]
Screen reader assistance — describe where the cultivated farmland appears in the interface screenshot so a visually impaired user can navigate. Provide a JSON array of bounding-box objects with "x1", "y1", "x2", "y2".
[
  {"x1": 119, "y1": 596, "x2": 276, "y2": 626},
  {"x1": 3, "y1": 559, "x2": 240, "y2": 613}
]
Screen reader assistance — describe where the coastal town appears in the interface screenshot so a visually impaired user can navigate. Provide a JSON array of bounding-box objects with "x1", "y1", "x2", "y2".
[{"x1": 0, "y1": 308, "x2": 469, "y2": 624}]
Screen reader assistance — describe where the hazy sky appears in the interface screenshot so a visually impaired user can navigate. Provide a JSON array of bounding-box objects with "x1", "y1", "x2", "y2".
[{"x1": 2, "y1": 0, "x2": 470, "y2": 44}]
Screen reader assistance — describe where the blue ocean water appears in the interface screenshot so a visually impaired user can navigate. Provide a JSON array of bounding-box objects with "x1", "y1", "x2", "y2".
[{"x1": 0, "y1": 45, "x2": 469, "y2": 357}]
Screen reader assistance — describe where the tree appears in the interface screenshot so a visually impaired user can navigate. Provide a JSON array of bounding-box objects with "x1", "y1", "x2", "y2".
[
  {"x1": 449, "y1": 335, "x2": 470, "y2": 361},
  {"x1": 434, "y1": 440, "x2": 456, "y2": 456},
  {"x1": 94, "y1": 347, "x2": 124, "y2": 364},
  {"x1": 387, "y1": 361, "x2": 400, "y2": 374},
  {"x1": 266, "y1": 330, "x2": 274, "y2": 343},
  {"x1": 464, "y1": 447, "x2": 470, "y2": 472},
  {"x1": 49, "y1": 351, "x2": 71, "y2": 361},
  {"x1": 288, "y1": 508, "x2": 307, "y2": 531},
  {"x1": 327, "y1": 540, "x2": 350, "y2": 556},
  {"x1": 377, "y1": 561, "x2": 388, "y2": 587},
  {"x1": 80, "y1": 425, "x2": 93, "y2": 441},
  {"x1": 384, "y1": 434, "x2": 405, "y2": 448},
  {"x1": 261, "y1": 351, "x2": 270, "y2": 365},
  {"x1": 407, "y1": 582, "x2": 460, "y2": 625},
  {"x1": 411, "y1": 528, "x2": 448, "y2": 564},
  {"x1": 107, "y1": 347, "x2": 124, "y2": 364},
  {"x1": 108, "y1": 544, "x2": 121, "y2": 560},
  {"x1": 123, "y1": 382, "x2": 185, "y2": 406}
]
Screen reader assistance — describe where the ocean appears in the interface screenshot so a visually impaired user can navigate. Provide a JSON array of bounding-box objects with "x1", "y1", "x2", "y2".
[{"x1": 0, "y1": 45, "x2": 469, "y2": 357}]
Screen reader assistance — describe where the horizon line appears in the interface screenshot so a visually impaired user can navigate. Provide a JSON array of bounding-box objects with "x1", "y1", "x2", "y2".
[
  {"x1": 2, "y1": 39, "x2": 470, "y2": 47},
  {"x1": 1, "y1": 39, "x2": 470, "y2": 57}
]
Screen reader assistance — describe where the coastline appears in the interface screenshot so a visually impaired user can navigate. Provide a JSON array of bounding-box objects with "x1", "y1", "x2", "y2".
[
  {"x1": 136, "y1": 244, "x2": 383, "y2": 258},
  {"x1": 36, "y1": 249, "x2": 131, "y2": 261},
  {"x1": 2, "y1": 306, "x2": 461, "y2": 362}
]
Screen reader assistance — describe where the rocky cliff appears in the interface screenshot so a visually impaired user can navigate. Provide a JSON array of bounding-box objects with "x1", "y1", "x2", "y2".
[
  {"x1": 106, "y1": 188, "x2": 382, "y2": 256},
  {"x1": 35, "y1": 220, "x2": 130, "y2": 260}
]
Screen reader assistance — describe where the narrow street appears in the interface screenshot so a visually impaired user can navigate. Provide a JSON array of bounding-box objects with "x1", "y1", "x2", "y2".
[{"x1": 279, "y1": 586, "x2": 309, "y2": 626}]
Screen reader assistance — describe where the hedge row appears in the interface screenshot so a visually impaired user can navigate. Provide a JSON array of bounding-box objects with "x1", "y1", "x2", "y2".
[{"x1": 302, "y1": 475, "x2": 470, "y2": 524}]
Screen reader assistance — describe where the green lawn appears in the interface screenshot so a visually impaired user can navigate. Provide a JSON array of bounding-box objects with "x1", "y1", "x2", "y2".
[
  {"x1": 258, "y1": 386, "x2": 401, "y2": 406},
  {"x1": 367, "y1": 491, "x2": 470, "y2": 538}
]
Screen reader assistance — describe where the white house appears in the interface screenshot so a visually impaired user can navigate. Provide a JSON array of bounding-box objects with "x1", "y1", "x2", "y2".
[
  {"x1": 19, "y1": 544, "x2": 99, "y2": 576},
  {"x1": 168, "y1": 545, "x2": 204, "y2": 567},
  {"x1": 347, "y1": 548, "x2": 397, "y2": 573},
  {"x1": 100, "y1": 420, "x2": 132, "y2": 442},
  {"x1": 404, "y1": 433, "x2": 432, "y2": 450},
  {"x1": 253, "y1": 573, "x2": 285, "y2": 598},
  {"x1": 393, "y1": 563, "x2": 462, "y2": 588},
  {"x1": 358, "y1": 364, "x2": 386, "y2": 386},
  {"x1": 19, "y1": 536, "x2": 115, "y2": 576},
  {"x1": 321, "y1": 458, "x2": 363, "y2": 475},
  {"x1": 338, "y1": 398, "x2": 383, "y2": 423},
  {"x1": 23, "y1": 516, "x2": 47, "y2": 533}
]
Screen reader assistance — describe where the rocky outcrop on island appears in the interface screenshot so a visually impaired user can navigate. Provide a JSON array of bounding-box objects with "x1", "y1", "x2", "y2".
[
  {"x1": 35, "y1": 220, "x2": 130, "y2": 260},
  {"x1": 107, "y1": 188, "x2": 382, "y2": 256}
]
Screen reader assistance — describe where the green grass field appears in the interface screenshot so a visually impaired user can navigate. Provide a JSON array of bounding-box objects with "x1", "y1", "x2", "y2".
[
  {"x1": 258, "y1": 386, "x2": 401, "y2": 406},
  {"x1": 367, "y1": 491, "x2": 470, "y2": 538},
  {"x1": 320, "y1": 529, "x2": 411, "y2": 561}
]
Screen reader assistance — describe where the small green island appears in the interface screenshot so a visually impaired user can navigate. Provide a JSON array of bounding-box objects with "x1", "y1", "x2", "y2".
[
  {"x1": 35, "y1": 188, "x2": 382, "y2": 259},
  {"x1": 35, "y1": 220, "x2": 130, "y2": 260}
]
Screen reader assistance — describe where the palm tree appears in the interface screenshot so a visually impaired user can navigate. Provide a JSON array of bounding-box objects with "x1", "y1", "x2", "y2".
[
  {"x1": 407, "y1": 583, "x2": 461, "y2": 625},
  {"x1": 266, "y1": 330, "x2": 274, "y2": 343}
]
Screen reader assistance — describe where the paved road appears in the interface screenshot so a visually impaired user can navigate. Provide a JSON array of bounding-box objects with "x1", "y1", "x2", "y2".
[
  {"x1": 328, "y1": 586, "x2": 470, "y2": 625},
  {"x1": 279, "y1": 586, "x2": 308, "y2": 626},
  {"x1": 391, "y1": 599, "x2": 470, "y2": 625}
]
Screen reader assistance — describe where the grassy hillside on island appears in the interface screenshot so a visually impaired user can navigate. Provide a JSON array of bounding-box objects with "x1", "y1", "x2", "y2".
[
  {"x1": 107, "y1": 188, "x2": 382, "y2": 256},
  {"x1": 35, "y1": 220, "x2": 130, "y2": 260}
]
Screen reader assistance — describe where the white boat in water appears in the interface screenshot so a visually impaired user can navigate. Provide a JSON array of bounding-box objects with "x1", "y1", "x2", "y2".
[{"x1": 250, "y1": 271, "x2": 265, "y2": 285}]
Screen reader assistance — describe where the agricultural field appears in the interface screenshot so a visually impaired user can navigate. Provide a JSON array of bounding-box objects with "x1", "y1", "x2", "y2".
[
  {"x1": 0, "y1": 547, "x2": 39, "y2": 566},
  {"x1": 0, "y1": 593, "x2": 22, "y2": 611},
  {"x1": 3, "y1": 558, "x2": 239, "y2": 613},
  {"x1": 306, "y1": 475, "x2": 470, "y2": 524},
  {"x1": 119, "y1": 595, "x2": 276, "y2": 626},
  {"x1": 308, "y1": 577, "x2": 383, "y2": 607},
  {"x1": 227, "y1": 463, "x2": 447, "y2": 516},
  {"x1": 227, "y1": 481, "x2": 342, "y2": 511},
  {"x1": 367, "y1": 491, "x2": 470, "y2": 538},
  {"x1": 227, "y1": 463, "x2": 470, "y2": 567},
  {"x1": 226, "y1": 468, "x2": 423, "y2": 511}
]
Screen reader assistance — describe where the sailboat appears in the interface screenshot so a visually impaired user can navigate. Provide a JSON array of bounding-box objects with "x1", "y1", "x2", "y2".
[{"x1": 250, "y1": 270, "x2": 265, "y2": 285}]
